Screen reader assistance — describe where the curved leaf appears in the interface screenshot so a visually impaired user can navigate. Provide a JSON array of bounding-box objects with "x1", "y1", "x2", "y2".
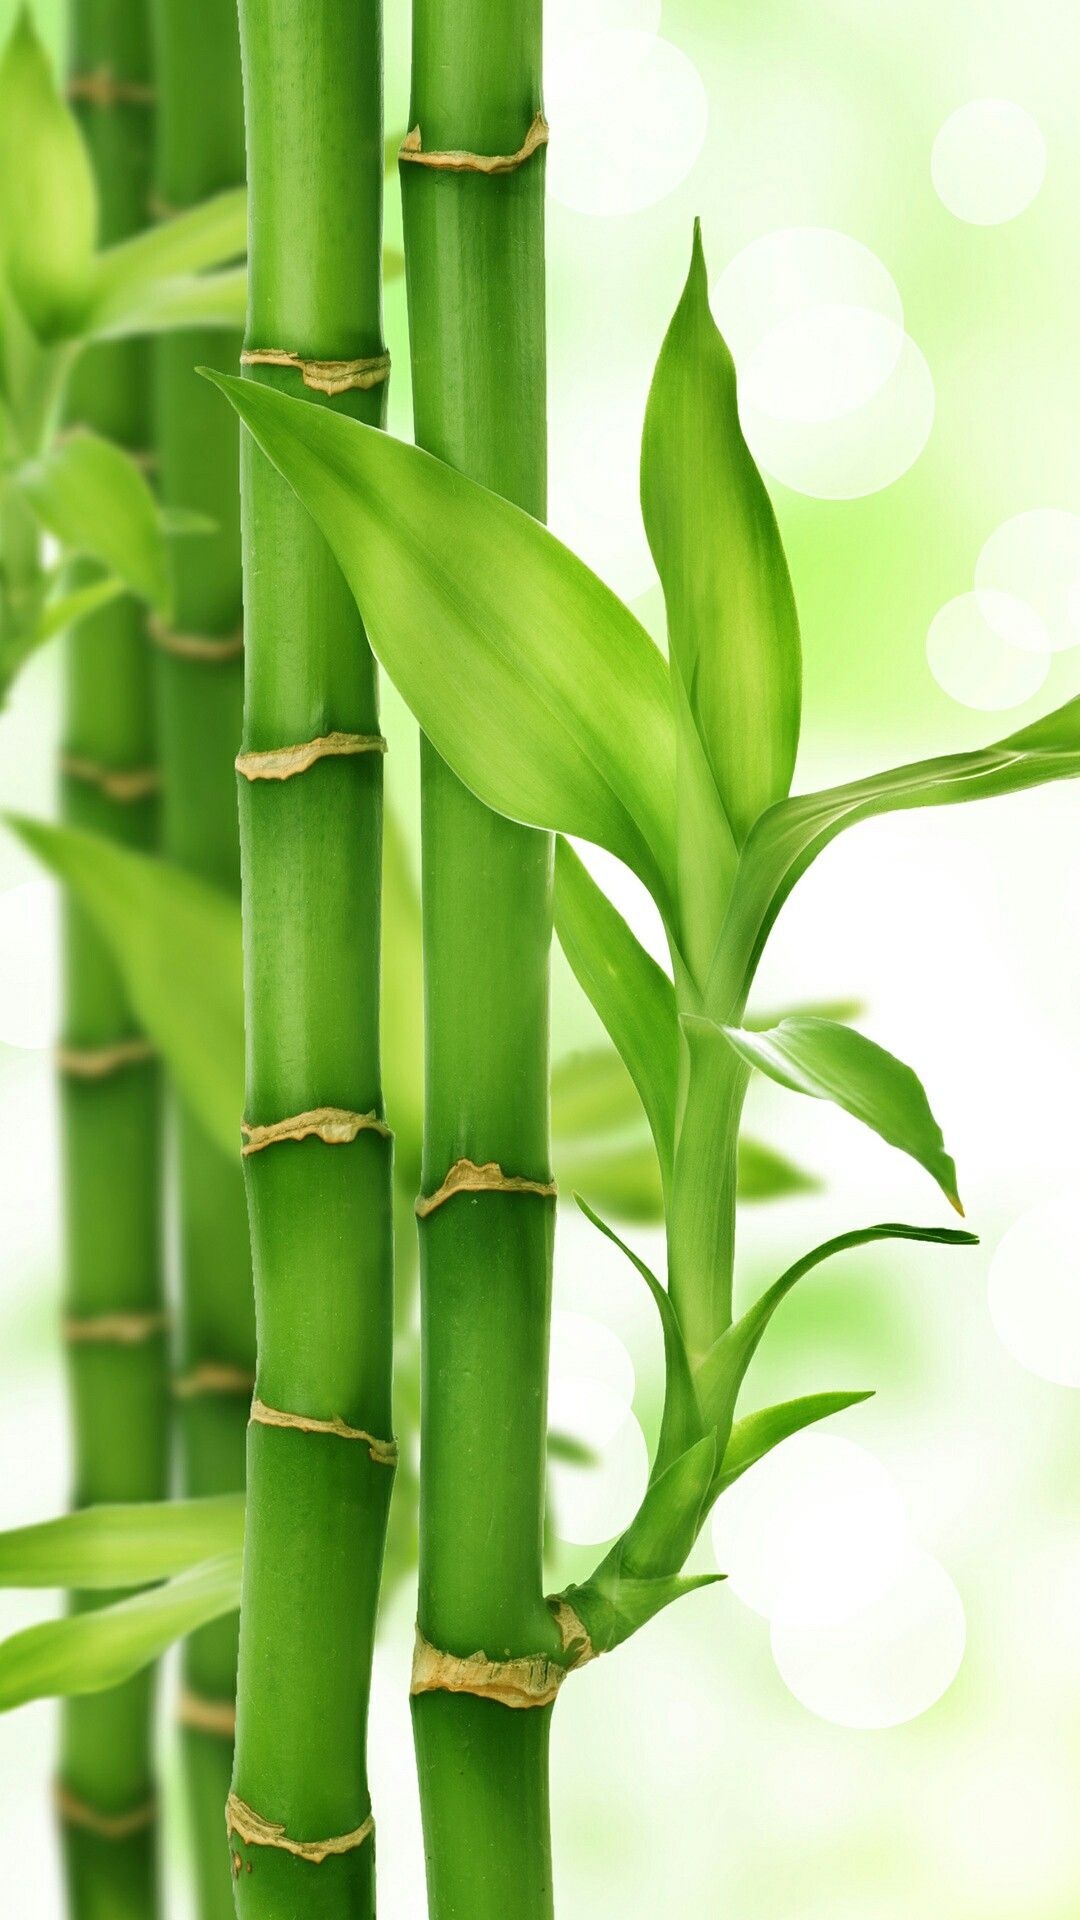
[
  {"x1": 737, "y1": 1135, "x2": 819, "y2": 1201},
  {"x1": 715, "y1": 1391, "x2": 873, "y2": 1494},
  {"x1": 8, "y1": 817, "x2": 243, "y2": 1158},
  {"x1": 559, "y1": 1570, "x2": 722, "y2": 1657},
  {"x1": 82, "y1": 188, "x2": 246, "y2": 323},
  {"x1": 0, "y1": 1552, "x2": 241, "y2": 1713},
  {"x1": 87, "y1": 265, "x2": 247, "y2": 341},
  {"x1": 18, "y1": 431, "x2": 171, "y2": 612},
  {"x1": 642, "y1": 222, "x2": 800, "y2": 846},
  {"x1": 202, "y1": 369, "x2": 678, "y2": 912},
  {"x1": 0, "y1": 1496, "x2": 243, "y2": 1590},
  {"x1": 715, "y1": 1015, "x2": 962, "y2": 1211},
  {"x1": 0, "y1": 15, "x2": 97, "y2": 338}
]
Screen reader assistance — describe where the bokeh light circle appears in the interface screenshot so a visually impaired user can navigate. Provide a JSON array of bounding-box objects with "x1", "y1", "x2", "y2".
[
  {"x1": 710, "y1": 1432, "x2": 911, "y2": 1628},
  {"x1": 0, "y1": 882, "x2": 59, "y2": 1051},
  {"x1": 771, "y1": 1550, "x2": 966, "y2": 1729},
  {"x1": 975, "y1": 509, "x2": 1080, "y2": 652},
  {"x1": 545, "y1": 30, "x2": 708, "y2": 217},
  {"x1": 925, "y1": 590, "x2": 1050, "y2": 711},
  {"x1": 551, "y1": 1307, "x2": 637, "y2": 1405},
  {"x1": 547, "y1": 1374, "x2": 649, "y2": 1546},
  {"x1": 932, "y1": 100, "x2": 1047, "y2": 227},
  {"x1": 712, "y1": 228, "x2": 934, "y2": 499},
  {"x1": 988, "y1": 1192, "x2": 1080, "y2": 1386}
]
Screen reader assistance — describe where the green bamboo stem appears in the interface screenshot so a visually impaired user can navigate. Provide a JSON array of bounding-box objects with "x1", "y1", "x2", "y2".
[
  {"x1": 227, "y1": 5, "x2": 393, "y2": 1913},
  {"x1": 149, "y1": 5, "x2": 251, "y2": 1914},
  {"x1": 60, "y1": 4, "x2": 164, "y2": 1915},
  {"x1": 400, "y1": 9, "x2": 560, "y2": 1916}
]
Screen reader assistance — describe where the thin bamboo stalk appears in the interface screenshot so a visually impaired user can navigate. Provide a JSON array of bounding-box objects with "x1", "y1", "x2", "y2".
[
  {"x1": 400, "y1": 7, "x2": 559, "y2": 1915},
  {"x1": 227, "y1": 4, "x2": 393, "y2": 1913},
  {"x1": 60, "y1": 4, "x2": 164, "y2": 1915},
  {"x1": 148, "y1": 4, "x2": 251, "y2": 1914}
]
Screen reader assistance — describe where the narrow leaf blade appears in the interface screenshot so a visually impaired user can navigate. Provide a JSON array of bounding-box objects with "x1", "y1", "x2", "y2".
[
  {"x1": 716, "y1": 1391, "x2": 874, "y2": 1493},
  {"x1": 0, "y1": 1496, "x2": 244, "y2": 1590},
  {"x1": 0, "y1": 15, "x2": 97, "y2": 337},
  {"x1": 19, "y1": 431, "x2": 171, "y2": 612}
]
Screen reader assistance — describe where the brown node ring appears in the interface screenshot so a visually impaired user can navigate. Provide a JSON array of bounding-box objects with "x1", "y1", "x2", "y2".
[
  {"x1": 64, "y1": 1311, "x2": 169, "y2": 1346},
  {"x1": 249, "y1": 1397, "x2": 397, "y2": 1466},
  {"x1": 69, "y1": 70, "x2": 155, "y2": 108},
  {"x1": 55, "y1": 1784, "x2": 156, "y2": 1839},
  {"x1": 57, "y1": 1038, "x2": 155, "y2": 1079},
  {"x1": 61, "y1": 757, "x2": 159, "y2": 804},
  {"x1": 226, "y1": 1793, "x2": 373, "y2": 1865},
  {"x1": 399, "y1": 111, "x2": 549, "y2": 175},
  {"x1": 240, "y1": 349, "x2": 391, "y2": 397},
  {"x1": 178, "y1": 1688, "x2": 236, "y2": 1739},
  {"x1": 241, "y1": 1107, "x2": 392, "y2": 1156},
  {"x1": 410, "y1": 1630, "x2": 567, "y2": 1712},
  {"x1": 416, "y1": 1157, "x2": 557, "y2": 1219},
  {"x1": 174, "y1": 1363, "x2": 256, "y2": 1400},
  {"x1": 235, "y1": 733, "x2": 387, "y2": 782},
  {"x1": 149, "y1": 616, "x2": 244, "y2": 663}
]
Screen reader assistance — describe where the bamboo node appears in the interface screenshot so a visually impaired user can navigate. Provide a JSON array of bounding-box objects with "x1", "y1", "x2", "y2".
[
  {"x1": 61, "y1": 756, "x2": 159, "y2": 803},
  {"x1": 178, "y1": 1688, "x2": 236, "y2": 1739},
  {"x1": 410, "y1": 1628, "x2": 566, "y2": 1711},
  {"x1": 174, "y1": 1363, "x2": 256, "y2": 1400},
  {"x1": 57, "y1": 1038, "x2": 155, "y2": 1079},
  {"x1": 235, "y1": 733, "x2": 387, "y2": 782},
  {"x1": 226, "y1": 1793, "x2": 373, "y2": 1865},
  {"x1": 416, "y1": 1158, "x2": 557, "y2": 1219},
  {"x1": 55, "y1": 1783, "x2": 156, "y2": 1839},
  {"x1": 249, "y1": 1398, "x2": 397, "y2": 1465},
  {"x1": 149, "y1": 616, "x2": 244, "y2": 663},
  {"x1": 68, "y1": 70, "x2": 155, "y2": 108},
  {"x1": 548, "y1": 1595, "x2": 596, "y2": 1670},
  {"x1": 63, "y1": 1311, "x2": 169, "y2": 1346},
  {"x1": 240, "y1": 348, "x2": 391, "y2": 397},
  {"x1": 241, "y1": 1106, "x2": 392, "y2": 1156},
  {"x1": 399, "y1": 111, "x2": 549, "y2": 175}
]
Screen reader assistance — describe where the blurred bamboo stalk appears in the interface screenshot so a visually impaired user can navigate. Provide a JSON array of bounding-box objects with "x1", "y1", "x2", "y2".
[{"x1": 58, "y1": 2, "x2": 165, "y2": 1915}]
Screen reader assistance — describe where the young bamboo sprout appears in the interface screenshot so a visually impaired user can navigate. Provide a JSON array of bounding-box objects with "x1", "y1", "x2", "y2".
[
  {"x1": 60, "y1": 2, "x2": 164, "y2": 1914},
  {"x1": 226, "y1": 2, "x2": 393, "y2": 1911},
  {"x1": 208, "y1": 219, "x2": 1080, "y2": 1903},
  {"x1": 399, "y1": 2, "x2": 561, "y2": 1913},
  {"x1": 149, "y1": 2, "x2": 251, "y2": 1913}
]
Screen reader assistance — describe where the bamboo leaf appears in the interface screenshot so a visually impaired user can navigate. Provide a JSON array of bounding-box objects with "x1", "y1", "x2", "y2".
[
  {"x1": 641, "y1": 223, "x2": 800, "y2": 846},
  {"x1": 18, "y1": 431, "x2": 171, "y2": 612},
  {"x1": 86, "y1": 265, "x2": 247, "y2": 341},
  {"x1": 737, "y1": 1135, "x2": 819, "y2": 1201},
  {"x1": 81, "y1": 187, "x2": 246, "y2": 325},
  {"x1": 559, "y1": 1570, "x2": 723, "y2": 1657},
  {"x1": 710, "y1": 695, "x2": 1080, "y2": 1014},
  {"x1": 554, "y1": 840, "x2": 678, "y2": 1179},
  {"x1": 202, "y1": 369, "x2": 678, "y2": 911},
  {"x1": 694, "y1": 1221, "x2": 978, "y2": 1438},
  {"x1": 0, "y1": 1496, "x2": 244, "y2": 1589},
  {"x1": 713, "y1": 1014, "x2": 962, "y2": 1211},
  {"x1": 575, "y1": 1198, "x2": 704, "y2": 1477},
  {"x1": 0, "y1": 14, "x2": 97, "y2": 338},
  {"x1": 7, "y1": 818, "x2": 243, "y2": 1158},
  {"x1": 0, "y1": 1552, "x2": 241, "y2": 1713},
  {"x1": 611, "y1": 1431, "x2": 718, "y2": 1581},
  {"x1": 715, "y1": 1391, "x2": 874, "y2": 1494}
]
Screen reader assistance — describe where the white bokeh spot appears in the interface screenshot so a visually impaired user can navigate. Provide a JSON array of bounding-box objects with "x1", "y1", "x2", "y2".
[
  {"x1": 932, "y1": 100, "x2": 1047, "y2": 227},
  {"x1": 713, "y1": 228, "x2": 934, "y2": 499},
  {"x1": 771, "y1": 1550, "x2": 966, "y2": 1729},
  {"x1": 926, "y1": 590, "x2": 1050, "y2": 711},
  {"x1": 545, "y1": 30, "x2": 708, "y2": 218},
  {"x1": 548, "y1": 1374, "x2": 649, "y2": 1547},
  {"x1": 975, "y1": 509, "x2": 1080, "y2": 653},
  {"x1": 0, "y1": 882, "x2": 60, "y2": 1051},
  {"x1": 988, "y1": 1192, "x2": 1080, "y2": 1387}
]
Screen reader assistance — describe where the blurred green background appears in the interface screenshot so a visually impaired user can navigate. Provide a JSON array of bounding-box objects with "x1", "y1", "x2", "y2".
[{"x1": 2, "y1": 0, "x2": 1080, "y2": 1913}]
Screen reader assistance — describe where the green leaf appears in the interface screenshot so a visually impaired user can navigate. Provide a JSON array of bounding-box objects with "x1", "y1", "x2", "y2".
[
  {"x1": 641, "y1": 223, "x2": 800, "y2": 846},
  {"x1": 0, "y1": 1496, "x2": 243, "y2": 1589},
  {"x1": 18, "y1": 431, "x2": 171, "y2": 612},
  {"x1": 7, "y1": 818, "x2": 243, "y2": 1157},
  {"x1": 81, "y1": 188, "x2": 246, "y2": 326},
  {"x1": 559, "y1": 1570, "x2": 723, "y2": 1657},
  {"x1": 737, "y1": 1135, "x2": 819, "y2": 1202},
  {"x1": 0, "y1": 14, "x2": 97, "y2": 338},
  {"x1": 551, "y1": 1046, "x2": 646, "y2": 1141},
  {"x1": 201, "y1": 368, "x2": 678, "y2": 912},
  {"x1": 554, "y1": 840, "x2": 677, "y2": 1179},
  {"x1": 694, "y1": 1221, "x2": 978, "y2": 1437},
  {"x1": 612, "y1": 1431, "x2": 718, "y2": 1580},
  {"x1": 715, "y1": 1014, "x2": 962, "y2": 1211},
  {"x1": 559, "y1": 1135, "x2": 663, "y2": 1223},
  {"x1": 716, "y1": 1391, "x2": 874, "y2": 1493},
  {"x1": 710, "y1": 695, "x2": 1080, "y2": 1015},
  {"x1": 0, "y1": 1552, "x2": 241, "y2": 1713},
  {"x1": 575, "y1": 1198, "x2": 704, "y2": 1477},
  {"x1": 86, "y1": 265, "x2": 247, "y2": 342}
]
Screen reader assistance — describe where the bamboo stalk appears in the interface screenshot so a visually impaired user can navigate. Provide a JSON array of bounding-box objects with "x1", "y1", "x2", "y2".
[
  {"x1": 400, "y1": 7, "x2": 560, "y2": 1915},
  {"x1": 148, "y1": 4, "x2": 251, "y2": 1914},
  {"x1": 60, "y1": 4, "x2": 164, "y2": 1915},
  {"x1": 227, "y1": 4, "x2": 393, "y2": 1913}
]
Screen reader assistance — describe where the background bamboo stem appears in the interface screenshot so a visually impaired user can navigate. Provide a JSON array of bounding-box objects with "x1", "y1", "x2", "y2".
[
  {"x1": 60, "y1": 3, "x2": 165, "y2": 1914},
  {"x1": 228, "y1": 3, "x2": 393, "y2": 1913},
  {"x1": 149, "y1": 3, "x2": 251, "y2": 1914},
  {"x1": 401, "y1": 5, "x2": 560, "y2": 1914}
]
